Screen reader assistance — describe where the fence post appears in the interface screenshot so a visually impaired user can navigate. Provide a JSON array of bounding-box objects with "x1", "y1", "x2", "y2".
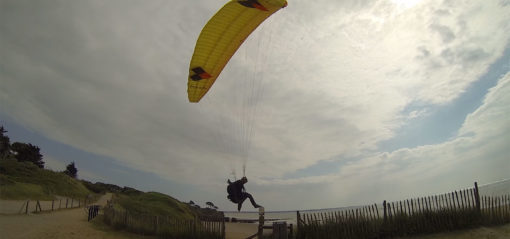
[
  {"x1": 474, "y1": 182, "x2": 481, "y2": 213},
  {"x1": 52, "y1": 200, "x2": 54, "y2": 211},
  {"x1": 273, "y1": 222, "x2": 288, "y2": 239},
  {"x1": 258, "y1": 207, "x2": 265, "y2": 239},
  {"x1": 296, "y1": 211, "x2": 301, "y2": 238},
  {"x1": 383, "y1": 200, "x2": 387, "y2": 222},
  {"x1": 222, "y1": 216, "x2": 226, "y2": 239},
  {"x1": 25, "y1": 200, "x2": 29, "y2": 214}
]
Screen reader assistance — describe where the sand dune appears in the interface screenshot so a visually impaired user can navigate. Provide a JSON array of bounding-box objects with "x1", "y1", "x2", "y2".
[{"x1": 1, "y1": 194, "x2": 508, "y2": 239}]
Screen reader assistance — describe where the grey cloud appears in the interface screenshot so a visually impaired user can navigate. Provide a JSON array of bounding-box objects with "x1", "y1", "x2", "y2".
[
  {"x1": 437, "y1": 47, "x2": 489, "y2": 67},
  {"x1": 457, "y1": 47, "x2": 490, "y2": 64},
  {"x1": 434, "y1": 9, "x2": 451, "y2": 17},
  {"x1": 430, "y1": 24, "x2": 456, "y2": 44},
  {"x1": 416, "y1": 46, "x2": 431, "y2": 60}
]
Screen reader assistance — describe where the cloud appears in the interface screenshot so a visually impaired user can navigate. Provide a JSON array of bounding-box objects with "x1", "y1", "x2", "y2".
[
  {"x1": 270, "y1": 73, "x2": 510, "y2": 207},
  {"x1": 1, "y1": 0, "x2": 509, "y2": 209},
  {"x1": 430, "y1": 24, "x2": 455, "y2": 44},
  {"x1": 459, "y1": 72, "x2": 510, "y2": 139}
]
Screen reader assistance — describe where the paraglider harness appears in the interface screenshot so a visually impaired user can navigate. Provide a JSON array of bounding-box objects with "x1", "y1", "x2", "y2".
[
  {"x1": 227, "y1": 179, "x2": 241, "y2": 203},
  {"x1": 228, "y1": 169, "x2": 246, "y2": 203}
]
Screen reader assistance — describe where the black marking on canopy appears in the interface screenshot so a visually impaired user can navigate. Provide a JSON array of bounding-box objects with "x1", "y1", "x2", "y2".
[
  {"x1": 237, "y1": 0, "x2": 267, "y2": 11},
  {"x1": 190, "y1": 67, "x2": 211, "y2": 81}
]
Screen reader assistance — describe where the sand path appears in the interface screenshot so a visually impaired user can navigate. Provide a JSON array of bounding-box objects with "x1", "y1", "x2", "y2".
[{"x1": 0, "y1": 193, "x2": 150, "y2": 239}]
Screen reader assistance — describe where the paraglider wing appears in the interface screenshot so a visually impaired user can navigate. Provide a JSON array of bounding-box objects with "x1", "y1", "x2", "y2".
[{"x1": 187, "y1": 0, "x2": 288, "y2": 103}]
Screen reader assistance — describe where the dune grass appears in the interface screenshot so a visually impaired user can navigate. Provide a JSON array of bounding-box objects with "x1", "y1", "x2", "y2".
[
  {"x1": 0, "y1": 158, "x2": 91, "y2": 200},
  {"x1": 113, "y1": 191, "x2": 196, "y2": 220}
]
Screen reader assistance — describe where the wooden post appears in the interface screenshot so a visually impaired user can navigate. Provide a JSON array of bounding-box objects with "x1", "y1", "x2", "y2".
[
  {"x1": 382, "y1": 200, "x2": 388, "y2": 238},
  {"x1": 296, "y1": 211, "x2": 302, "y2": 237},
  {"x1": 222, "y1": 216, "x2": 226, "y2": 239},
  {"x1": 469, "y1": 189, "x2": 475, "y2": 208},
  {"x1": 258, "y1": 207, "x2": 264, "y2": 239},
  {"x1": 455, "y1": 191, "x2": 461, "y2": 210},
  {"x1": 66, "y1": 198, "x2": 69, "y2": 208},
  {"x1": 474, "y1": 182, "x2": 481, "y2": 213},
  {"x1": 52, "y1": 200, "x2": 54, "y2": 211},
  {"x1": 273, "y1": 222, "x2": 288, "y2": 239},
  {"x1": 25, "y1": 200, "x2": 29, "y2": 214},
  {"x1": 383, "y1": 200, "x2": 387, "y2": 222}
]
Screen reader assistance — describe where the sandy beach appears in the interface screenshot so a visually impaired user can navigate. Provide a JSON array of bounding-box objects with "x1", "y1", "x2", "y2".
[
  {"x1": 1, "y1": 211, "x2": 509, "y2": 239},
  {"x1": 225, "y1": 222, "x2": 260, "y2": 239},
  {"x1": 1, "y1": 193, "x2": 508, "y2": 239},
  {"x1": 396, "y1": 223, "x2": 510, "y2": 239}
]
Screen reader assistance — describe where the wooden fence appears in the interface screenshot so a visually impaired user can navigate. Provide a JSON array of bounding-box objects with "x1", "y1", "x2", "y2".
[
  {"x1": 103, "y1": 206, "x2": 225, "y2": 239},
  {"x1": 297, "y1": 182, "x2": 510, "y2": 239},
  {"x1": 17, "y1": 197, "x2": 91, "y2": 214}
]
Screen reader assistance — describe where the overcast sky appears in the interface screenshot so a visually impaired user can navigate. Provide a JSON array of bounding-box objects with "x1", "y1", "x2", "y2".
[{"x1": 1, "y1": 0, "x2": 509, "y2": 211}]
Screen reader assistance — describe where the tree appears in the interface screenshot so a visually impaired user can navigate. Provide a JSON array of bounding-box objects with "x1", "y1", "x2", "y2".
[
  {"x1": 206, "y1": 201, "x2": 216, "y2": 209},
  {"x1": 0, "y1": 126, "x2": 10, "y2": 158},
  {"x1": 10, "y1": 142, "x2": 44, "y2": 168},
  {"x1": 64, "y1": 162, "x2": 78, "y2": 178}
]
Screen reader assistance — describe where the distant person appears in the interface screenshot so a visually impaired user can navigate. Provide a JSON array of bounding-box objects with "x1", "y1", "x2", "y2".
[{"x1": 227, "y1": 177, "x2": 261, "y2": 211}]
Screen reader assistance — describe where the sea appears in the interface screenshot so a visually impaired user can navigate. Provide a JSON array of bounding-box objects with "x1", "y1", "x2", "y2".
[
  {"x1": 223, "y1": 179, "x2": 510, "y2": 225},
  {"x1": 224, "y1": 206, "x2": 371, "y2": 225}
]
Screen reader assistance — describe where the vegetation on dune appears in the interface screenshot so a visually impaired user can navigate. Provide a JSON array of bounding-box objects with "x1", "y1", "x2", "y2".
[
  {"x1": 113, "y1": 190, "x2": 196, "y2": 220},
  {"x1": 0, "y1": 126, "x2": 92, "y2": 200},
  {"x1": 0, "y1": 158, "x2": 92, "y2": 200},
  {"x1": 64, "y1": 161, "x2": 78, "y2": 178},
  {"x1": 1, "y1": 126, "x2": 221, "y2": 221},
  {"x1": 1, "y1": 125, "x2": 226, "y2": 239}
]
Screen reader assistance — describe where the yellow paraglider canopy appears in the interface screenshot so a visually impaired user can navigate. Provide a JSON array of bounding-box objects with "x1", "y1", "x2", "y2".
[{"x1": 187, "y1": 0, "x2": 287, "y2": 103}]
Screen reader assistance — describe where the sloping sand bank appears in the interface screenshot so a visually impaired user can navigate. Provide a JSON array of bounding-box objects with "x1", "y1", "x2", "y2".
[{"x1": 396, "y1": 223, "x2": 510, "y2": 239}]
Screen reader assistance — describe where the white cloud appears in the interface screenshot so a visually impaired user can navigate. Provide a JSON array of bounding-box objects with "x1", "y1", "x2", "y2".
[
  {"x1": 295, "y1": 73, "x2": 510, "y2": 207},
  {"x1": 1, "y1": 0, "x2": 509, "y2": 209}
]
